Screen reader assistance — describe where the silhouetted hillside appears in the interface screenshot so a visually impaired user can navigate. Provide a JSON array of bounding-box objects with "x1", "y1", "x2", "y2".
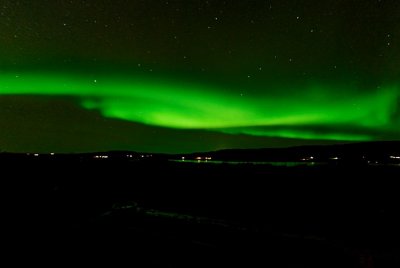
[{"x1": 175, "y1": 141, "x2": 400, "y2": 162}]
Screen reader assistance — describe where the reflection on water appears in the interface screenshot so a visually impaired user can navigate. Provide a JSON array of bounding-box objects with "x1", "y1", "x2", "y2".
[{"x1": 171, "y1": 160, "x2": 320, "y2": 167}]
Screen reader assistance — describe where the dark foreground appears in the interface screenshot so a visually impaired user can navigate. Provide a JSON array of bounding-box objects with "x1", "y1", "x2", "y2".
[{"x1": 4, "y1": 159, "x2": 400, "y2": 267}]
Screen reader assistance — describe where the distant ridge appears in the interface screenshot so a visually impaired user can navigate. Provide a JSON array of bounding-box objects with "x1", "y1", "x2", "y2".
[
  {"x1": 1, "y1": 141, "x2": 399, "y2": 163},
  {"x1": 175, "y1": 141, "x2": 400, "y2": 162}
]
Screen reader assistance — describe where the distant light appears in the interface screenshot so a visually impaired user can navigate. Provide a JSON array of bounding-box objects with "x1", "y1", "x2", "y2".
[
  {"x1": 330, "y1": 157, "x2": 339, "y2": 160},
  {"x1": 195, "y1": 157, "x2": 202, "y2": 160},
  {"x1": 50, "y1": 153, "x2": 55, "y2": 156},
  {"x1": 34, "y1": 154, "x2": 39, "y2": 157},
  {"x1": 94, "y1": 155, "x2": 109, "y2": 159},
  {"x1": 181, "y1": 157, "x2": 185, "y2": 160},
  {"x1": 390, "y1": 156, "x2": 400, "y2": 159}
]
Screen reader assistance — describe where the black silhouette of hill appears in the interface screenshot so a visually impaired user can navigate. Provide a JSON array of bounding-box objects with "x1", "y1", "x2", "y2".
[{"x1": 175, "y1": 141, "x2": 400, "y2": 162}]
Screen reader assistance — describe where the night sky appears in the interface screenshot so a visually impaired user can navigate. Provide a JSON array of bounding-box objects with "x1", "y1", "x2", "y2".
[{"x1": 0, "y1": 0, "x2": 399, "y2": 153}]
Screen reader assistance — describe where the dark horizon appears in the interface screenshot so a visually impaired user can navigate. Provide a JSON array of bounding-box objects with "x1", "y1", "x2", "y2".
[{"x1": 2, "y1": 140, "x2": 399, "y2": 157}]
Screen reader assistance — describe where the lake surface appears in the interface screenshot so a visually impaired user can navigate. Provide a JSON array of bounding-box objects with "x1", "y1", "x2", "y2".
[{"x1": 171, "y1": 160, "x2": 321, "y2": 167}]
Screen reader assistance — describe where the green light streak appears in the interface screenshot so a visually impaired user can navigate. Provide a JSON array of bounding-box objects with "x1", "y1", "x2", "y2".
[{"x1": 0, "y1": 71, "x2": 398, "y2": 141}]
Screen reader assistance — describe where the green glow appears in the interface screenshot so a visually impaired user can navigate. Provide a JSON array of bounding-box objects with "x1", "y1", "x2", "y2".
[{"x1": 0, "y1": 71, "x2": 398, "y2": 141}]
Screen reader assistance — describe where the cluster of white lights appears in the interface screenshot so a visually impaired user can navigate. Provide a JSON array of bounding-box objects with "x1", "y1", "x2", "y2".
[
  {"x1": 195, "y1": 157, "x2": 212, "y2": 160},
  {"x1": 94, "y1": 155, "x2": 109, "y2": 159}
]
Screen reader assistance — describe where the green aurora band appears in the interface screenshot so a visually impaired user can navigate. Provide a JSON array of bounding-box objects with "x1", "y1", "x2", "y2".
[{"x1": 0, "y1": 71, "x2": 399, "y2": 141}]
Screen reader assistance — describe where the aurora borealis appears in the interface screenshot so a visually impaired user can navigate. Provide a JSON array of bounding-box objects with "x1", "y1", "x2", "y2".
[
  {"x1": 0, "y1": 70, "x2": 399, "y2": 140},
  {"x1": 0, "y1": 1, "x2": 399, "y2": 153}
]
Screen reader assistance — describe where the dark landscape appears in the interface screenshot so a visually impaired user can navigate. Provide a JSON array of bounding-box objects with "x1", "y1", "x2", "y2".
[{"x1": 4, "y1": 142, "x2": 400, "y2": 267}]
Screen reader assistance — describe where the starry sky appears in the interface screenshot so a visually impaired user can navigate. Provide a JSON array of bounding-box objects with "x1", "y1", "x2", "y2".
[{"x1": 0, "y1": 0, "x2": 399, "y2": 153}]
